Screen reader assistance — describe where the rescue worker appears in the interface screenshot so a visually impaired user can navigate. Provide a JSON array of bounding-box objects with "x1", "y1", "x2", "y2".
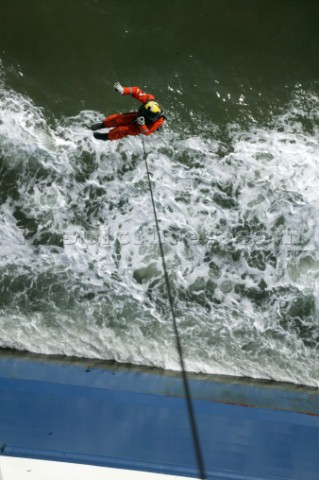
[{"x1": 91, "y1": 82, "x2": 165, "y2": 141}]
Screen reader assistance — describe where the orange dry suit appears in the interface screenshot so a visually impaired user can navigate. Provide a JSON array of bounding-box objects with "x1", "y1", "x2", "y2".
[{"x1": 103, "y1": 86, "x2": 165, "y2": 141}]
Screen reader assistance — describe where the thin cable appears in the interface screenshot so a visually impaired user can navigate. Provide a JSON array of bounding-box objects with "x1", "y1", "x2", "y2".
[{"x1": 142, "y1": 140, "x2": 206, "y2": 480}]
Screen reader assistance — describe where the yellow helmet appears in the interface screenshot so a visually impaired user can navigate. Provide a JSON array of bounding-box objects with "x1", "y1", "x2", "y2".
[{"x1": 138, "y1": 100, "x2": 163, "y2": 122}]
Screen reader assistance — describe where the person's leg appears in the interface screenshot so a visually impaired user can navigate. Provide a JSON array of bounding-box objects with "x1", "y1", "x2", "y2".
[
  {"x1": 93, "y1": 124, "x2": 140, "y2": 141},
  {"x1": 91, "y1": 121, "x2": 104, "y2": 131},
  {"x1": 93, "y1": 114, "x2": 140, "y2": 141},
  {"x1": 107, "y1": 123, "x2": 140, "y2": 141},
  {"x1": 91, "y1": 112, "x2": 137, "y2": 131},
  {"x1": 93, "y1": 132, "x2": 109, "y2": 141},
  {"x1": 103, "y1": 112, "x2": 137, "y2": 128}
]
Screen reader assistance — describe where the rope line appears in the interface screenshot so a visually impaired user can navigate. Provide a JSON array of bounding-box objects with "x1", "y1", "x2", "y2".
[{"x1": 142, "y1": 140, "x2": 206, "y2": 480}]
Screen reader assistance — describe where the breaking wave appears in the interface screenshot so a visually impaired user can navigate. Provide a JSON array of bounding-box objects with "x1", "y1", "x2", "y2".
[{"x1": 1, "y1": 71, "x2": 319, "y2": 386}]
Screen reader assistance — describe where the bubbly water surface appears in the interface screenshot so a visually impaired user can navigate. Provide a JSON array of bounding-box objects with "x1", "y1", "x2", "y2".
[{"x1": 1, "y1": 70, "x2": 319, "y2": 386}]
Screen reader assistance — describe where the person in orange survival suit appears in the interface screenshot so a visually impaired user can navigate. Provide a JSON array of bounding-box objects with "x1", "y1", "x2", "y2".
[{"x1": 91, "y1": 82, "x2": 166, "y2": 141}]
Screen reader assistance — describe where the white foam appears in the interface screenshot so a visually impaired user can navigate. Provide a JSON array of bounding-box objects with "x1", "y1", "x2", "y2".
[{"x1": 1, "y1": 75, "x2": 319, "y2": 386}]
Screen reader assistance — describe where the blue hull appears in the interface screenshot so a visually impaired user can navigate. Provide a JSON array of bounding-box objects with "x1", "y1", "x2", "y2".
[{"x1": 0, "y1": 351, "x2": 318, "y2": 479}]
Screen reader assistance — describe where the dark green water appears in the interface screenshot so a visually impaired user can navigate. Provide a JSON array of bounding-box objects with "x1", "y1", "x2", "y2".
[
  {"x1": 2, "y1": 0, "x2": 319, "y2": 120},
  {"x1": 0, "y1": 1, "x2": 319, "y2": 385}
]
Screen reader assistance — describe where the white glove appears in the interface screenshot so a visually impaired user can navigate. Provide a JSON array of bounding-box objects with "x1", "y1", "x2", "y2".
[
  {"x1": 137, "y1": 116, "x2": 145, "y2": 126},
  {"x1": 113, "y1": 81, "x2": 124, "y2": 95}
]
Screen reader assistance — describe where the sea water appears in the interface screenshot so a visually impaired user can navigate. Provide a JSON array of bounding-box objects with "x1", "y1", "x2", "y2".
[{"x1": 0, "y1": 0, "x2": 319, "y2": 386}]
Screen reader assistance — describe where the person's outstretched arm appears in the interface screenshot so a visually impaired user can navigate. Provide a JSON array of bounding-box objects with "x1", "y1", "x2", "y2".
[{"x1": 114, "y1": 82, "x2": 155, "y2": 103}]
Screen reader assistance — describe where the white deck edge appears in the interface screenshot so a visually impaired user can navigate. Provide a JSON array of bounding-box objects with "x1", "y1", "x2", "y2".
[{"x1": 0, "y1": 456, "x2": 196, "y2": 480}]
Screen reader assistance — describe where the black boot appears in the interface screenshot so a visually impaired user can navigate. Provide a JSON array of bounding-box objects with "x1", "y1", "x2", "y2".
[
  {"x1": 90, "y1": 122, "x2": 105, "y2": 131},
  {"x1": 93, "y1": 132, "x2": 109, "y2": 141}
]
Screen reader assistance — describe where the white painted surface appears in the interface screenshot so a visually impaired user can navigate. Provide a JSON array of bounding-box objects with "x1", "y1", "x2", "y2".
[{"x1": 0, "y1": 456, "x2": 195, "y2": 480}]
